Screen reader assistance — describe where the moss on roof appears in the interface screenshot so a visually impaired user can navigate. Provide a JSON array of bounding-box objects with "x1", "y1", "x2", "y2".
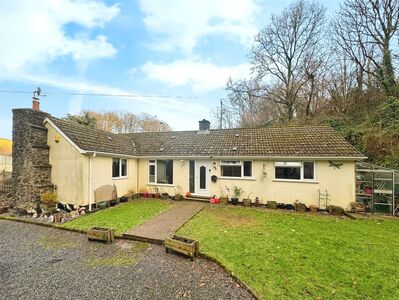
[{"x1": 47, "y1": 118, "x2": 365, "y2": 158}]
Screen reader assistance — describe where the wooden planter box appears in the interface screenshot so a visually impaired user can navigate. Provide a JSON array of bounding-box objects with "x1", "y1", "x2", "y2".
[
  {"x1": 309, "y1": 205, "x2": 318, "y2": 213},
  {"x1": 87, "y1": 227, "x2": 115, "y2": 243},
  {"x1": 165, "y1": 234, "x2": 199, "y2": 261},
  {"x1": 243, "y1": 198, "x2": 251, "y2": 206}
]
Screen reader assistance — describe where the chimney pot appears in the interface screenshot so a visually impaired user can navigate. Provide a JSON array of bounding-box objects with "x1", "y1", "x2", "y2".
[
  {"x1": 32, "y1": 98, "x2": 40, "y2": 111},
  {"x1": 198, "y1": 119, "x2": 210, "y2": 132}
]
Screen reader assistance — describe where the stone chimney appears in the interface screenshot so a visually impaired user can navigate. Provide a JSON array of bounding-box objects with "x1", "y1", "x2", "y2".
[
  {"x1": 198, "y1": 119, "x2": 210, "y2": 133},
  {"x1": 12, "y1": 108, "x2": 54, "y2": 208}
]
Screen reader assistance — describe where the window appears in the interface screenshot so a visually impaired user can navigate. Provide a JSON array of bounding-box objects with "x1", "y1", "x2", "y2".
[
  {"x1": 112, "y1": 158, "x2": 128, "y2": 178},
  {"x1": 148, "y1": 159, "x2": 173, "y2": 184},
  {"x1": 303, "y1": 162, "x2": 315, "y2": 179},
  {"x1": 275, "y1": 161, "x2": 315, "y2": 181},
  {"x1": 149, "y1": 160, "x2": 156, "y2": 183},
  {"x1": 189, "y1": 160, "x2": 195, "y2": 192},
  {"x1": 220, "y1": 161, "x2": 252, "y2": 178}
]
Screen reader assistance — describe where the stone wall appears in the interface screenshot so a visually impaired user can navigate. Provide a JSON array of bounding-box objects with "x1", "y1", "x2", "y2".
[{"x1": 12, "y1": 109, "x2": 54, "y2": 208}]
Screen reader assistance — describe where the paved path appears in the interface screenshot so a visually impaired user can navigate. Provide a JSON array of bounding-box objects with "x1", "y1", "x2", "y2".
[
  {"x1": 0, "y1": 220, "x2": 254, "y2": 300},
  {"x1": 123, "y1": 201, "x2": 206, "y2": 243}
]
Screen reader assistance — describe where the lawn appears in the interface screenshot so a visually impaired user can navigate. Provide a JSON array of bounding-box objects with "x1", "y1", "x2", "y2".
[
  {"x1": 178, "y1": 205, "x2": 399, "y2": 299},
  {"x1": 62, "y1": 199, "x2": 173, "y2": 235}
]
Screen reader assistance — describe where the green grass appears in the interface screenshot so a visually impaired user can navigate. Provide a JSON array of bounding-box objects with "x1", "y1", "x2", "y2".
[
  {"x1": 86, "y1": 241, "x2": 148, "y2": 267},
  {"x1": 62, "y1": 199, "x2": 173, "y2": 235},
  {"x1": 178, "y1": 206, "x2": 399, "y2": 299}
]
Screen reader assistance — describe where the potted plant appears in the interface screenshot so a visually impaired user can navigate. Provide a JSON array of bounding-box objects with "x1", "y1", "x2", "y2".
[
  {"x1": 243, "y1": 192, "x2": 253, "y2": 206},
  {"x1": 185, "y1": 191, "x2": 192, "y2": 198},
  {"x1": 141, "y1": 189, "x2": 149, "y2": 198},
  {"x1": 154, "y1": 187, "x2": 161, "y2": 198},
  {"x1": 161, "y1": 192, "x2": 169, "y2": 199},
  {"x1": 40, "y1": 191, "x2": 57, "y2": 213},
  {"x1": 174, "y1": 185, "x2": 183, "y2": 201},
  {"x1": 231, "y1": 186, "x2": 243, "y2": 205},
  {"x1": 219, "y1": 186, "x2": 229, "y2": 205}
]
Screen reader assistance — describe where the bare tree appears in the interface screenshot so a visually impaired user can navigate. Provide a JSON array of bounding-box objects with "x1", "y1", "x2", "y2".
[
  {"x1": 333, "y1": 0, "x2": 399, "y2": 97},
  {"x1": 138, "y1": 113, "x2": 171, "y2": 132},
  {"x1": 67, "y1": 110, "x2": 171, "y2": 133},
  {"x1": 250, "y1": 0, "x2": 327, "y2": 121},
  {"x1": 225, "y1": 78, "x2": 271, "y2": 127}
]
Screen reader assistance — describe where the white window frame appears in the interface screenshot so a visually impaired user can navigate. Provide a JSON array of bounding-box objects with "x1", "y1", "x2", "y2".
[
  {"x1": 112, "y1": 158, "x2": 128, "y2": 179},
  {"x1": 148, "y1": 159, "x2": 174, "y2": 185},
  {"x1": 220, "y1": 160, "x2": 253, "y2": 178},
  {"x1": 274, "y1": 161, "x2": 316, "y2": 182}
]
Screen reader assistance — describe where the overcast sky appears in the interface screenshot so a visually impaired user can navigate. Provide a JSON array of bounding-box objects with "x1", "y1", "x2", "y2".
[{"x1": 0, "y1": 0, "x2": 341, "y2": 139}]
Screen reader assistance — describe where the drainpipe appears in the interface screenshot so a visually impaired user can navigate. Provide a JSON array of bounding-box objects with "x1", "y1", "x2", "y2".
[
  {"x1": 136, "y1": 157, "x2": 139, "y2": 194},
  {"x1": 88, "y1": 152, "x2": 96, "y2": 211}
]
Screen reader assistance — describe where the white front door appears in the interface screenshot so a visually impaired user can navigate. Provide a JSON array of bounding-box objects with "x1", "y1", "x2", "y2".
[{"x1": 195, "y1": 161, "x2": 211, "y2": 196}]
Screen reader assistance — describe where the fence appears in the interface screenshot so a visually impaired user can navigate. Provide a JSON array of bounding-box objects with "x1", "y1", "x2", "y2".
[{"x1": 0, "y1": 171, "x2": 12, "y2": 193}]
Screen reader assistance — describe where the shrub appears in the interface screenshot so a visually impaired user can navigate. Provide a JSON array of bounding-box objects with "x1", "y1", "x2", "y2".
[{"x1": 40, "y1": 191, "x2": 57, "y2": 205}]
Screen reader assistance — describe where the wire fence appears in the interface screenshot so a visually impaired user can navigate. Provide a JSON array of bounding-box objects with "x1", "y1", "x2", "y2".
[{"x1": 0, "y1": 171, "x2": 12, "y2": 193}]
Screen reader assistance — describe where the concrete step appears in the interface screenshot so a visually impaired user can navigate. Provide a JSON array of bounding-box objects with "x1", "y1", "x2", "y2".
[{"x1": 184, "y1": 196, "x2": 210, "y2": 202}]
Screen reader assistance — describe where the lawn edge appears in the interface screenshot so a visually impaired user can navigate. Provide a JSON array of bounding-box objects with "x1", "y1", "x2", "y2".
[
  {"x1": 199, "y1": 251, "x2": 261, "y2": 300},
  {"x1": 1, "y1": 210, "x2": 260, "y2": 299}
]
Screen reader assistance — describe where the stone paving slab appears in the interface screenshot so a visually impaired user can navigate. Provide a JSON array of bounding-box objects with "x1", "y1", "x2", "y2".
[{"x1": 123, "y1": 201, "x2": 206, "y2": 243}]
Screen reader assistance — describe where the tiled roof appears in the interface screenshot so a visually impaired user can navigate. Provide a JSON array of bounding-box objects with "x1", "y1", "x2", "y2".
[
  {"x1": 48, "y1": 117, "x2": 136, "y2": 156},
  {"x1": 128, "y1": 126, "x2": 365, "y2": 158},
  {"x1": 47, "y1": 117, "x2": 365, "y2": 158}
]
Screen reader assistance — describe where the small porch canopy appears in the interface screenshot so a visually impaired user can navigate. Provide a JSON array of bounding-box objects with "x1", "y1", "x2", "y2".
[{"x1": 356, "y1": 162, "x2": 399, "y2": 216}]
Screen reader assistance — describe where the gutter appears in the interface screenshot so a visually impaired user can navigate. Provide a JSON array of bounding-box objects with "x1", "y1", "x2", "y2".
[{"x1": 135, "y1": 155, "x2": 368, "y2": 160}]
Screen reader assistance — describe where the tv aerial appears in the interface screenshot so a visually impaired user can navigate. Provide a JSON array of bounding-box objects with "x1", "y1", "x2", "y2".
[{"x1": 32, "y1": 87, "x2": 46, "y2": 101}]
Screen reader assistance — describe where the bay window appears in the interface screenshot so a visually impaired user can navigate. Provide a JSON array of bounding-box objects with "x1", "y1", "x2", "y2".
[
  {"x1": 148, "y1": 159, "x2": 173, "y2": 184},
  {"x1": 275, "y1": 161, "x2": 315, "y2": 181},
  {"x1": 221, "y1": 161, "x2": 252, "y2": 178}
]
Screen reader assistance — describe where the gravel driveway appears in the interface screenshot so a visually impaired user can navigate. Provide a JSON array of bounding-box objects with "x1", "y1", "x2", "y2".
[{"x1": 0, "y1": 220, "x2": 254, "y2": 300}]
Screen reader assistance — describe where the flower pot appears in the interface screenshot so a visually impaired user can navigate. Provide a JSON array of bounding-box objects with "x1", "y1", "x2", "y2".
[
  {"x1": 120, "y1": 196, "x2": 128, "y2": 203},
  {"x1": 98, "y1": 201, "x2": 107, "y2": 209},
  {"x1": 174, "y1": 194, "x2": 183, "y2": 201},
  {"x1": 110, "y1": 200, "x2": 117, "y2": 206},
  {"x1": 154, "y1": 193, "x2": 161, "y2": 198},
  {"x1": 220, "y1": 197, "x2": 228, "y2": 205},
  {"x1": 161, "y1": 193, "x2": 169, "y2": 199},
  {"x1": 309, "y1": 205, "x2": 318, "y2": 213},
  {"x1": 267, "y1": 201, "x2": 277, "y2": 209},
  {"x1": 231, "y1": 197, "x2": 239, "y2": 205}
]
